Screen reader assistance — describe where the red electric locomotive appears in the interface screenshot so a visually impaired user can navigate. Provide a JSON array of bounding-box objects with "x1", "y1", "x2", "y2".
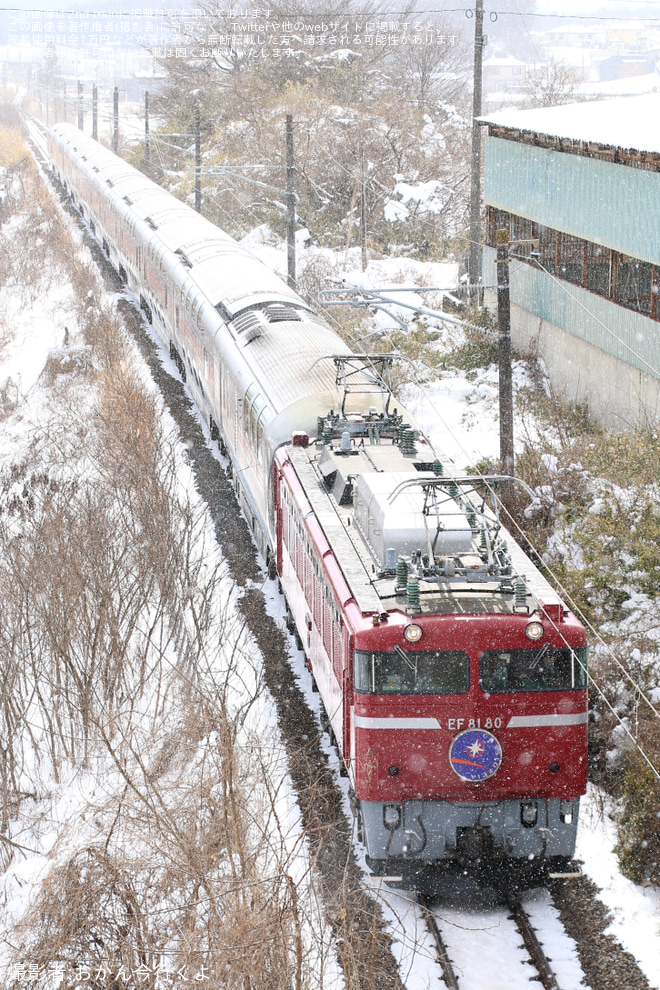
[
  {"x1": 46, "y1": 121, "x2": 587, "y2": 892},
  {"x1": 274, "y1": 362, "x2": 588, "y2": 891}
]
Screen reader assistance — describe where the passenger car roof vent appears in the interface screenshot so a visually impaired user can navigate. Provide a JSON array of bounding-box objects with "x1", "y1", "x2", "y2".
[
  {"x1": 232, "y1": 311, "x2": 265, "y2": 336},
  {"x1": 175, "y1": 248, "x2": 192, "y2": 268},
  {"x1": 92, "y1": 166, "x2": 99, "y2": 172},
  {"x1": 145, "y1": 216, "x2": 158, "y2": 230},
  {"x1": 263, "y1": 304, "x2": 301, "y2": 323},
  {"x1": 243, "y1": 326, "x2": 263, "y2": 345},
  {"x1": 106, "y1": 178, "x2": 114, "y2": 187},
  {"x1": 123, "y1": 195, "x2": 133, "y2": 206}
]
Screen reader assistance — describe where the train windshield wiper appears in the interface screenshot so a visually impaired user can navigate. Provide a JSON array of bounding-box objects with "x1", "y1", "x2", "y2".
[{"x1": 529, "y1": 641, "x2": 550, "y2": 670}]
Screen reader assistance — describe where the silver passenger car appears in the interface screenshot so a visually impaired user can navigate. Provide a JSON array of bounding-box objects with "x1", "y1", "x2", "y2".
[{"x1": 48, "y1": 123, "x2": 383, "y2": 556}]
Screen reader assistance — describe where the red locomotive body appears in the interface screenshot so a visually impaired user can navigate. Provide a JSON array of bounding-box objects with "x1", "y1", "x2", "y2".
[{"x1": 274, "y1": 414, "x2": 587, "y2": 890}]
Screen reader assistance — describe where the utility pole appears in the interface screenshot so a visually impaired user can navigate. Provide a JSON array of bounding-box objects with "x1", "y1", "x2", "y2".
[
  {"x1": 92, "y1": 84, "x2": 97, "y2": 140},
  {"x1": 496, "y1": 228, "x2": 514, "y2": 496},
  {"x1": 113, "y1": 86, "x2": 119, "y2": 154},
  {"x1": 144, "y1": 91, "x2": 150, "y2": 172},
  {"x1": 194, "y1": 101, "x2": 201, "y2": 213},
  {"x1": 63, "y1": 80, "x2": 67, "y2": 124},
  {"x1": 77, "y1": 81, "x2": 83, "y2": 130},
  {"x1": 360, "y1": 140, "x2": 368, "y2": 272},
  {"x1": 286, "y1": 114, "x2": 296, "y2": 289},
  {"x1": 468, "y1": 0, "x2": 485, "y2": 303}
]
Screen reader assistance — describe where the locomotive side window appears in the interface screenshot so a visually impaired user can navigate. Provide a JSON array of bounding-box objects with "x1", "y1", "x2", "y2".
[
  {"x1": 354, "y1": 650, "x2": 469, "y2": 695},
  {"x1": 479, "y1": 646, "x2": 588, "y2": 693}
]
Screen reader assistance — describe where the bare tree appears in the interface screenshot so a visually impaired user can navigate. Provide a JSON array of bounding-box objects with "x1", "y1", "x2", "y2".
[{"x1": 520, "y1": 58, "x2": 585, "y2": 109}]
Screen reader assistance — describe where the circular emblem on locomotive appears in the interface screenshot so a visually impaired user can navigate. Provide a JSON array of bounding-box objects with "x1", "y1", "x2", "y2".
[{"x1": 449, "y1": 729, "x2": 502, "y2": 782}]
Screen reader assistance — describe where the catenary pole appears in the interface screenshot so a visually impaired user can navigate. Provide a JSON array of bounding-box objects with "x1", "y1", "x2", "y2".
[
  {"x1": 360, "y1": 140, "x2": 368, "y2": 271},
  {"x1": 286, "y1": 114, "x2": 296, "y2": 289},
  {"x1": 195, "y1": 101, "x2": 201, "y2": 213},
  {"x1": 496, "y1": 229, "x2": 514, "y2": 496},
  {"x1": 144, "y1": 91, "x2": 150, "y2": 171},
  {"x1": 113, "y1": 86, "x2": 119, "y2": 154},
  {"x1": 468, "y1": 0, "x2": 485, "y2": 303},
  {"x1": 92, "y1": 84, "x2": 97, "y2": 140}
]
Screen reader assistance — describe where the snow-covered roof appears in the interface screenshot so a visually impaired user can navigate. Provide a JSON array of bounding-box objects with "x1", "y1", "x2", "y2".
[{"x1": 480, "y1": 92, "x2": 660, "y2": 155}]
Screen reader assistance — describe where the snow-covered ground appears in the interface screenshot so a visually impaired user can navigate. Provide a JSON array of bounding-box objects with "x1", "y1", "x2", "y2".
[{"x1": 577, "y1": 785, "x2": 660, "y2": 988}]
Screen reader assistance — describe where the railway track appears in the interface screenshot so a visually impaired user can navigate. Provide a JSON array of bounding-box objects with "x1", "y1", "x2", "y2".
[
  {"x1": 420, "y1": 894, "x2": 561, "y2": 990},
  {"x1": 419, "y1": 896, "x2": 461, "y2": 989}
]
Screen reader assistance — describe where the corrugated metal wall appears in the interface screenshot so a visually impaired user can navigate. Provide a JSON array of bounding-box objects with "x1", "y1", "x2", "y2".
[
  {"x1": 483, "y1": 247, "x2": 660, "y2": 381},
  {"x1": 484, "y1": 136, "x2": 660, "y2": 266}
]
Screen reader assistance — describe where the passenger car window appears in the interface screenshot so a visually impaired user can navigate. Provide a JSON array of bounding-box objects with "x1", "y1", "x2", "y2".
[{"x1": 479, "y1": 646, "x2": 587, "y2": 693}]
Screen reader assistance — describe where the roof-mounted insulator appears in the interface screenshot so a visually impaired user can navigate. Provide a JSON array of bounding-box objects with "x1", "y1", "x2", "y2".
[
  {"x1": 514, "y1": 576, "x2": 528, "y2": 613},
  {"x1": 406, "y1": 576, "x2": 421, "y2": 614},
  {"x1": 432, "y1": 460, "x2": 444, "y2": 476},
  {"x1": 399, "y1": 426, "x2": 417, "y2": 457},
  {"x1": 395, "y1": 558, "x2": 409, "y2": 593}
]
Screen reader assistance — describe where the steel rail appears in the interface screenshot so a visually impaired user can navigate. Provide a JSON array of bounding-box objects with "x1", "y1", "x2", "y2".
[
  {"x1": 508, "y1": 896, "x2": 561, "y2": 990},
  {"x1": 421, "y1": 894, "x2": 563, "y2": 990},
  {"x1": 419, "y1": 897, "x2": 462, "y2": 990}
]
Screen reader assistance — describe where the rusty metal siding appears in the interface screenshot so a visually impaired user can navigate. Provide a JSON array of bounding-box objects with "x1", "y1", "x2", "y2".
[
  {"x1": 484, "y1": 136, "x2": 660, "y2": 266},
  {"x1": 483, "y1": 246, "x2": 660, "y2": 381}
]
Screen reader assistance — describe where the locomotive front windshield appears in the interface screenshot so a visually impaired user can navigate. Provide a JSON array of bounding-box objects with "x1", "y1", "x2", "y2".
[
  {"x1": 479, "y1": 645, "x2": 588, "y2": 693},
  {"x1": 354, "y1": 649, "x2": 469, "y2": 695}
]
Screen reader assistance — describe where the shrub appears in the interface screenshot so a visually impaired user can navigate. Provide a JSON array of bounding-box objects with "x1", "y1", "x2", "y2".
[{"x1": 614, "y1": 721, "x2": 660, "y2": 885}]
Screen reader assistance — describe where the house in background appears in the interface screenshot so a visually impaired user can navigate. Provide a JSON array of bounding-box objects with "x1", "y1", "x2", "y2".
[
  {"x1": 483, "y1": 55, "x2": 530, "y2": 99},
  {"x1": 479, "y1": 94, "x2": 660, "y2": 430}
]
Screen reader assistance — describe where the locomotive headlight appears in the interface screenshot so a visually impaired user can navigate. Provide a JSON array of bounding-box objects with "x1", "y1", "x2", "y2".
[
  {"x1": 404, "y1": 623, "x2": 423, "y2": 643},
  {"x1": 525, "y1": 620, "x2": 544, "y2": 641},
  {"x1": 520, "y1": 801, "x2": 538, "y2": 828}
]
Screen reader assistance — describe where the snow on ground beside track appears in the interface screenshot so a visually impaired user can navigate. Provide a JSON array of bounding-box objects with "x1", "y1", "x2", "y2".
[
  {"x1": 0, "y1": 286, "x2": 70, "y2": 394},
  {"x1": 0, "y1": 261, "x2": 340, "y2": 987},
  {"x1": 577, "y1": 785, "x2": 660, "y2": 989}
]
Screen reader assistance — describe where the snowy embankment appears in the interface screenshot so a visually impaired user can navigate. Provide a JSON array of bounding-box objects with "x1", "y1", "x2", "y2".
[{"x1": 0, "y1": 192, "x2": 338, "y2": 986}]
